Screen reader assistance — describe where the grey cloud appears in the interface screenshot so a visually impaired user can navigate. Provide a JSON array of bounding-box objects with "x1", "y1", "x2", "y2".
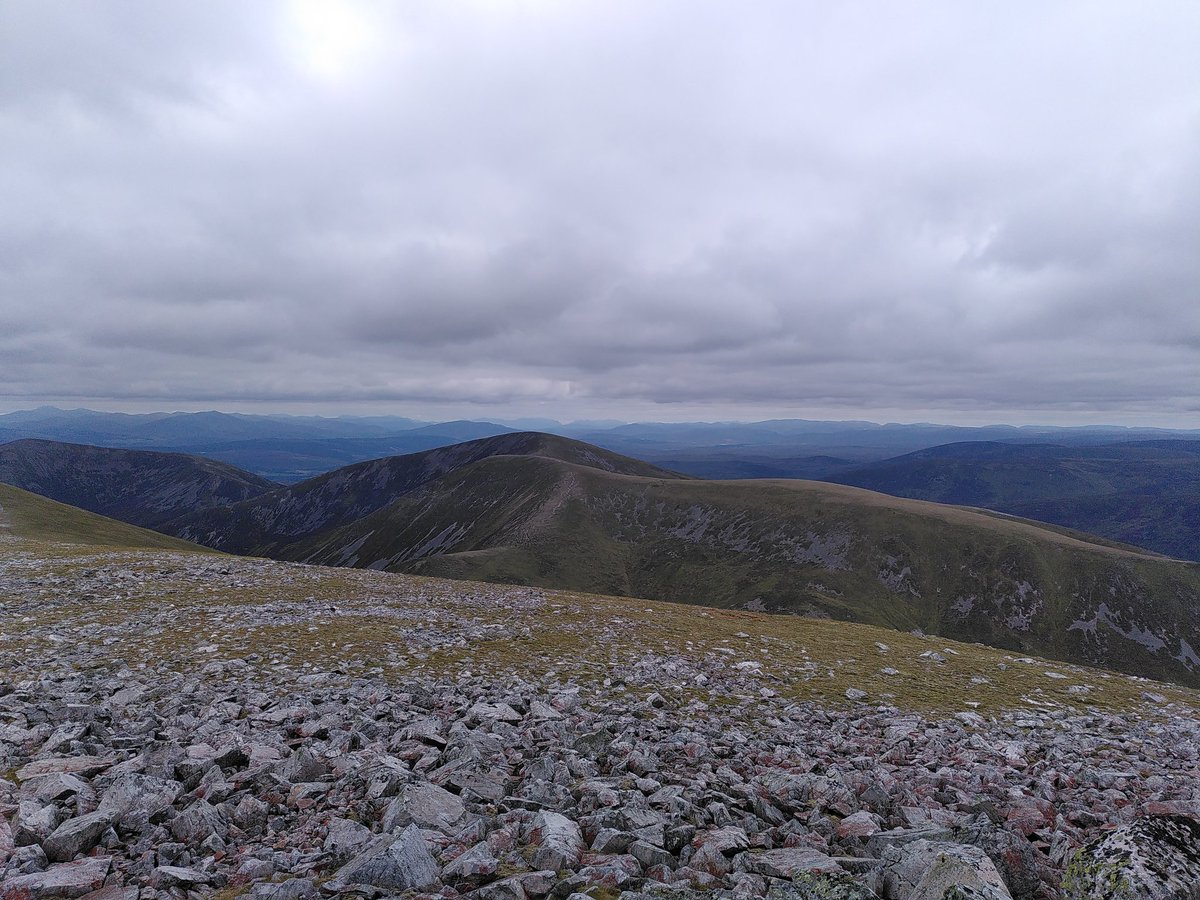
[{"x1": 0, "y1": 0, "x2": 1197, "y2": 423}]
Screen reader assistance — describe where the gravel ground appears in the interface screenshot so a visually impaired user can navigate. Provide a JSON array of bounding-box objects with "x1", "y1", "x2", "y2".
[{"x1": 2, "y1": 545, "x2": 1199, "y2": 900}]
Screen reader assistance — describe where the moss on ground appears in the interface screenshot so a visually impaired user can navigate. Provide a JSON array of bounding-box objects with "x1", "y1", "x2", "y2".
[{"x1": 4, "y1": 535, "x2": 1197, "y2": 722}]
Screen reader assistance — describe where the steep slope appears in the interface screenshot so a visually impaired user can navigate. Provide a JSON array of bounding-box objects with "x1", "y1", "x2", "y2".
[
  {"x1": 0, "y1": 439, "x2": 279, "y2": 527},
  {"x1": 276, "y1": 455, "x2": 1200, "y2": 686},
  {"x1": 167, "y1": 432, "x2": 683, "y2": 553},
  {"x1": 827, "y1": 440, "x2": 1200, "y2": 560},
  {"x1": 0, "y1": 483, "x2": 209, "y2": 551}
]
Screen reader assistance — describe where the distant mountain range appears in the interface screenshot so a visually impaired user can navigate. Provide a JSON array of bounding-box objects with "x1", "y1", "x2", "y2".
[
  {"x1": 2, "y1": 432, "x2": 1199, "y2": 686},
  {"x1": 4, "y1": 406, "x2": 1196, "y2": 483},
  {"x1": 4, "y1": 407, "x2": 1197, "y2": 562}
]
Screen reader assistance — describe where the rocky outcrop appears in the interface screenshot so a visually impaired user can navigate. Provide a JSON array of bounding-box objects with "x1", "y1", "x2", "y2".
[{"x1": 1061, "y1": 815, "x2": 1200, "y2": 899}]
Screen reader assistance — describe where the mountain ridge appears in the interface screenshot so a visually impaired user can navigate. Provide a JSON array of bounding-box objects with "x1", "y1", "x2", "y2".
[
  {"x1": 167, "y1": 432, "x2": 683, "y2": 553},
  {"x1": 163, "y1": 438, "x2": 1200, "y2": 686},
  {"x1": 0, "y1": 438, "x2": 279, "y2": 527},
  {"x1": 5, "y1": 431, "x2": 1199, "y2": 686}
]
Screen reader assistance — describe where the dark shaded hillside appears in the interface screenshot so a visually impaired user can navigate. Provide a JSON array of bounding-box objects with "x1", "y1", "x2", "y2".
[
  {"x1": 0, "y1": 439, "x2": 278, "y2": 527},
  {"x1": 827, "y1": 440, "x2": 1200, "y2": 560},
  {"x1": 167, "y1": 432, "x2": 684, "y2": 553},
  {"x1": 220, "y1": 450, "x2": 1200, "y2": 687}
]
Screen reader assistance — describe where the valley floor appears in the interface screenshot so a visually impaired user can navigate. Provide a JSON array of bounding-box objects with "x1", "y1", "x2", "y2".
[{"x1": 2, "y1": 542, "x2": 1199, "y2": 899}]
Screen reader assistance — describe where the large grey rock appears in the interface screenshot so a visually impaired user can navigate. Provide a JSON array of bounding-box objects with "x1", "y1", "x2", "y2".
[
  {"x1": 15, "y1": 759, "x2": 114, "y2": 782},
  {"x1": 473, "y1": 874, "x2": 528, "y2": 900},
  {"x1": 629, "y1": 839, "x2": 675, "y2": 870},
  {"x1": 276, "y1": 748, "x2": 329, "y2": 784},
  {"x1": 169, "y1": 799, "x2": 226, "y2": 844},
  {"x1": 693, "y1": 826, "x2": 750, "y2": 857},
  {"x1": 23, "y1": 775, "x2": 91, "y2": 806},
  {"x1": 41, "y1": 812, "x2": 113, "y2": 863},
  {"x1": 911, "y1": 850, "x2": 1012, "y2": 900},
  {"x1": 467, "y1": 701, "x2": 522, "y2": 724},
  {"x1": 1062, "y1": 815, "x2": 1200, "y2": 899},
  {"x1": 442, "y1": 841, "x2": 499, "y2": 883},
  {"x1": 0, "y1": 857, "x2": 110, "y2": 899},
  {"x1": 381, "y1": 781, "x2": 465, "y2": 833},
  {"x1": 529, "y1": 811, "x2": 584, "y2": 872},
  {"x1": 950, "y1": 817, "x2": 1044, "y2": 900},
  {"x1": 324, "y1": 824, "x2": 440, "y2": 892},
  {"x1": 323, "y1": 817, "x2": 373, "y2": 864},
  {"x1": 880, "y1": 840, "x2": 1011, "y2": 900},
  {"x1": 739, "y1": 847, "x2": 842, "y2": 879},
  {"x1": 151, "y1": 865, "x2": 215, "y2": 888},
  {"x1": 13, "y1": 803, "x2": 62, "y2": 847},
  {"x1": 97, "y1": 773, "x2": 180, "y2": 832},
  {"x1": 231, "y1": 794, "x2": 270, "y2": 835},
  {"x1": 249, "y1": 878, "x2": 319, "y2": 900}
]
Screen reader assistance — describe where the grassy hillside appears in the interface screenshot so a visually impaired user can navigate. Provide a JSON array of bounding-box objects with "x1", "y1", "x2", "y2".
[
  {"x1": 168, "y1": 432, "x2": 683, "y2": 553},
  {"x1": 0, "y1": 483, "x2": 210, "y2": 552},
  {"x1": 273, "y1": 454, "x2": 1200, "y2": 686}
]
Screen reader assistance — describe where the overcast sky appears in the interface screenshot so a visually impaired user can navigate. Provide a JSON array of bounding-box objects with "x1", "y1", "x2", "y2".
[{"x1": 1, "y1": 1, "x2": 1197, "y2": 425}]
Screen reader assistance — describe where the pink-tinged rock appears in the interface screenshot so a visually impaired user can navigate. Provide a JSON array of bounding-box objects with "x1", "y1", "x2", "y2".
[
  {"x1": 0, "y1": 857, "x2": 110, "y2": 900},
  {"x1": 692, "y1": 826, "x2": 749, "y2": 857},
  {"x1": 0, "y1": 821, "x2": 14, "y2": 866},
  {"x1": 1141, "y1": 800, "x2": 1200, "y2": 819},
  {"x1": 575, "y1": 854, "x2": 642, "y2": 889},
  {"x1": 836, "y1": 810, "x2": 883, "y2": 840},
  {"x1": 529, "y1": 811, "x2": 583, "y2": 871},
  {"x1": 14, "y1": 759, "x2": 115, "y2": 782},
  {"x1": 688, "y1": 843, "x2": 732, "y2": 878},
  {"x1": 1004, "y1": 797, "x2": 1056, "y2": 836},
  {"x1": 441, "y1": 842, "x2": 499, "y2": 883}
]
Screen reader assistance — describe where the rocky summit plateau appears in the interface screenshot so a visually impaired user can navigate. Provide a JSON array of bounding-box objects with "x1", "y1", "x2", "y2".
[{"x1": 3, "y1": 486, "x2": 1200, "y2": 900}]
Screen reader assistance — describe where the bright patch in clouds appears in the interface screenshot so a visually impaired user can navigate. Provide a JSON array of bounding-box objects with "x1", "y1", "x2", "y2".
[{"x1": 287, "y1": 0, "x2": 376, "y2": 79}]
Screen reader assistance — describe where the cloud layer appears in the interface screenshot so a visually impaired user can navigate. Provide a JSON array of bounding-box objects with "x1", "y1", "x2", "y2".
[{"x1": 2, "y1": 0, "x2": 1197, "y2": 423}]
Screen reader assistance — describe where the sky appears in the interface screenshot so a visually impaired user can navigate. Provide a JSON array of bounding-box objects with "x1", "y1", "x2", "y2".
[{"x1": 1, "y1": 1, "x2": 1197, "y2": 426}]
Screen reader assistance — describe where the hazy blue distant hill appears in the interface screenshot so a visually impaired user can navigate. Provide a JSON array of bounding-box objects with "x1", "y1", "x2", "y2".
[
  {"x1": 171, "y1": 422, "x2": 520, "y2": 482},
  {"x1": 0, "y1": 406, "x2": 394, "y2": 448},
  {"x1": 4, "y1": 406, "x2": 1198, "y2": 492},
  {"x1": 0, "y1": 408, "x2": 521, "y2": 482},
  {"x1": 828, "y1": 440, "x2": 1200, "y2": 560}
]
